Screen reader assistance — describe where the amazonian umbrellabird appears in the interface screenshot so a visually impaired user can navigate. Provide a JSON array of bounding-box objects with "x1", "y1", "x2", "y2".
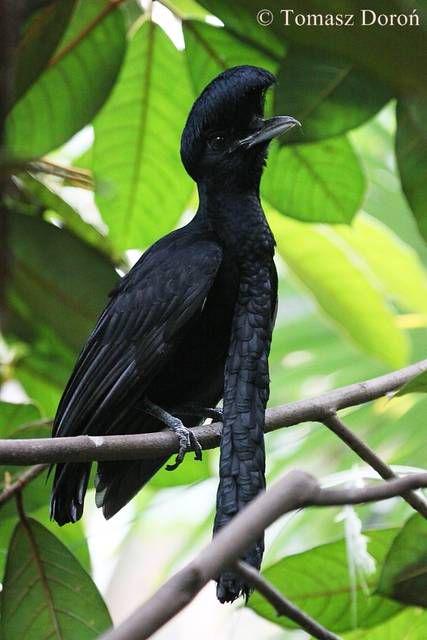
[{"x1": 50, "y1": 65, "x2": 300, "y2": 602}]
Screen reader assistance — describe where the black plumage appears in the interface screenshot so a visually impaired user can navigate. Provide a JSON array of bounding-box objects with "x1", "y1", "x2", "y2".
[{"x1": 50, "y1": 65, "x2": 299, "y2": 602}]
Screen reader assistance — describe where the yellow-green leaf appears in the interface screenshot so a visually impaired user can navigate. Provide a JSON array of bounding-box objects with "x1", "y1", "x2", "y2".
[
  {"x1": 93, "y1": 21, "x2": 194, "y2": 252},
  {"x1": 336, "y1": 213, "x2": 427, "y2": 315},
  {"x1": 268, "y1": 208, "x2": 408, "y2": 367}
]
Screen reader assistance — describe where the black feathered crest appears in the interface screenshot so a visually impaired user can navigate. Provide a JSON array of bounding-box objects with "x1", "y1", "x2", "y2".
[{"x1": 181, "y1": 65, "x2": 275, "y2": 179}]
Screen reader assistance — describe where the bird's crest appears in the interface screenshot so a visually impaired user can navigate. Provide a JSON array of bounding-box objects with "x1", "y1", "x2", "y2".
[{"x1": 181, "y1": 66, "x2": 275, "y2": 178}]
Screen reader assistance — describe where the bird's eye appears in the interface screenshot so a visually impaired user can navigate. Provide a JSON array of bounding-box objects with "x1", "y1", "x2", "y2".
[{"x1": 208, "y1": 135, "x2": 225, "y2": 151}]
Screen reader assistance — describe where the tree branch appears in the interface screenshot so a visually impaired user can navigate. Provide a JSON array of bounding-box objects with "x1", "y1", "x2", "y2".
[
  {"x1": 98, "y1": 470, "x2": 427, "y2": 640},
  {"x1": 28, "y1": 159, "x2": 93, "y2": 189},
  {"x1": 321, "y1": 411, "x2": 427, "y2": 517},
  {"x1": 0, "y1": 464, "x2": 47, "y2": 508},
  {"x1": 0, "y1": 359, "x2": 426, "y2": 465},
  {"x1": 234, "y1": 560, "x2": 340, "y2": 640}
]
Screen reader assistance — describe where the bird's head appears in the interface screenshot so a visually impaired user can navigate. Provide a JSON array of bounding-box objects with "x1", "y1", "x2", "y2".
[{"x1": 181, "y1": 65, "x2": 300, "y2": 191}]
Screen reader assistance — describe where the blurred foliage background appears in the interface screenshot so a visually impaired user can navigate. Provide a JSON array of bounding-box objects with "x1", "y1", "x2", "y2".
[{"x1": 0, "y1": 0, "x2": 427, "y2": 638}]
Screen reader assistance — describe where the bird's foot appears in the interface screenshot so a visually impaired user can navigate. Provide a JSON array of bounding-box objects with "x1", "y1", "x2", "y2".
[
  {"x1": 201, "y1": 406, "x2": 223, "y2": 422},
  {"x1": 165, "y1": 417, "x2": 203, "y2": 471},
  {"x1": 141, "y1": 399, "x2": 203, "y2": 470}
]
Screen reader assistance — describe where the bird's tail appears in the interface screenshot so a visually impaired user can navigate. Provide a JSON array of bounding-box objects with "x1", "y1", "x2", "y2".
[
  {"x1": 50, "y1": 462, "x2": 91, "y2": 526},
  {"x1": 50, "y1": 457, "x2": 167, "y2": 525},
  {"x1": 214, "y1": 267, "x2": 273, "y2": 602},
  {"x1": 95, "y1": 457, "x2": 167, "y2": 519}
]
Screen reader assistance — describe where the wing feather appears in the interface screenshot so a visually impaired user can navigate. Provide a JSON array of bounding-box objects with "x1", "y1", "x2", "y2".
[{"x1": 53, "y1": 231, "x2": 222, "y2": 439}]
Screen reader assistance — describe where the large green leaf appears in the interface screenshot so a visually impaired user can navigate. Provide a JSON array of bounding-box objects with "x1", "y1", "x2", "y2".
[
  {"x1": 0, "y1": 400, "x2": 40, "y2": 437},
  {"x1": 32, "y1": 507, "x2": 91, "y2": 574},
  {"x1": 1, "y1": 518, "x2": 111, "y2": 639},
  {"x1": 383, "y1": 397, "x2": 427, "y2": 468},
  {"x1": 93, "y1": 21, "x2": 193, "y2": 252},
  {"x1": 162, "y1": 0, "x2": 210, "y2": 19},
  {"x1": 396, "y1": 98, "x2": 427, "y2": 242},
  {"x1": 275, "y1": 47, "x2": 392, "y2": 144},
  {"x1": 378, "y1": 514, "x2": 427, "y2": 608},
  {"x1": 6, "y1": 0, "x2": 126, "y2": 159},
  {"x1": 8, "y1": 212, "x2": 117, "y2": 353},
  {"x1": 268, "y1": 208, "x2": 408, "y2": 367},
  {"x1": 262, "y1": 137, "x2": 365, "y2": 224},
  {"x1": 199, "y1": 0, "x2": 427, "y2": 98},
  {"x1": 8, "y1": 319, "x2": 76, "y2": 415},
  {"x1": 351, "y1": 113, "x2": 427, "y2": 265},
  {"x1": 183, "y1": 19, "x2": 283, "y2": 95},
  {"x1": 345, "y1": 608, "x2": 427, "y2": 640},
  {"x1": 20, "y1": 174, "x2": 114, "y2": 258},
  {"x1": 5, "y1": 204, "x2": 115, "y2": 414},
  {"x1": 396, "y1": 371, "x2": 427, "y2": 397},
  {"x1": 13, "y1": 0, "x2": 77, "y2": 105},
  {"x1": 248, "y1": 528, "x2": 401, "y2": 632},
  {"x1": 0, "y1": 422, "x2": 51, "y2": 520},
  {"x1": 190, "y1": 0, "x2": 285, "y2": 59},
  {"x1": 336, "y1": 213, "x2": 427, "y2": 314}
]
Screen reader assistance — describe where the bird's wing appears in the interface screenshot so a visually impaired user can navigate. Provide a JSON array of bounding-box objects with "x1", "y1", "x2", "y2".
[{"x1": 53, "y1": 232, "x2": 223, "y2": 438}]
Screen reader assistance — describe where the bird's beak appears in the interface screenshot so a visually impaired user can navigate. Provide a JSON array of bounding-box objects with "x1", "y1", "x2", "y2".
[{"x1": 236, "y1": 115, "x2": 301, "y2": 150}]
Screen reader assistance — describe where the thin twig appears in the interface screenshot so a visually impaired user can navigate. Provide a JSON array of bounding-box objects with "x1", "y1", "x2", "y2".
[
  {"x1": 234, "y1": 560, "x2": 340, "y2": 640},
  {"x1": 0, "y1": 464, "x2": 47, "y2": 508},
  {"x1": 0, "y1": 359, "x2": 425, "y2": 466},
  {"x1": 322, "y1": 411, "x2": 427, "y2": 518},
  {"x1": 311, "y1": 473, "x2": 427, "y2": 506},
  {"x1": 28, "y1": 159, "x2": 93, "y2": 189},
  {"x1": 98, "y1": 470, "x2": 427, "y2": 640}
]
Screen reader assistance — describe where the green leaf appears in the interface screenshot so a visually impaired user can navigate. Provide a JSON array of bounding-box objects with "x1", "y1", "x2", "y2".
[
  {"x1": 93, "y1": 21, "x2": 194, "y2": 252},
  {"x1": 162, "y1": 0, "x2": 210, "y2": 19},
  {"x1": 0, "y1": 422, "x2": 51, "y2": 519},
  {"x1": 199, "y1": 0, "x2": 426, "y2": 100},
  {"x1": 8, "y1": 212, "x2": 117, "y2": 353},
  {"x1": 268, "y1": 208, "x2": 408, "y2": 367},
  {"x1": 183, "y1": 20, "x2": 283, "y2": 96},
  {"x1": 21, "y1": 174, "x2": 114, "y2": 259},
  {"x1": 396, "y1": 98, "x2": 427, "y2": 242},
  {"x1": 13, "y1": 0, "x2": 77, "y2": 105},
  {"x1": 262, "y1": 137, "x2": 365, "y2": 224},
  {"x1": 248, "y1": 529, "x2": 401, "y2": 632},
  {"x1": 275, "y1": 47, "x2": 392, "y2": 144},
  {"x1": 396, "y1": 371, "x2": 427, "y2": 396},
  {"x1": 351, "y1": 111, "x2": 427, "y2": 263},
  {"x1": 378, "y1": 514, "x2": 427, "y2": 607},
  {"x1": 190, "y1": 0, "x2": 285, "y2": 61},
  {"x1": 0, "y1": 401, "x2": 41, "y2": 437},
  {"x1": 344, "y1": 608, "x2": 427, "y2": 640},
  {"x1": 8, "y1": 320, "x2": 75, "y2": 415},
  {"x1": 1, "y1": 518, "x2": 111, "y2": 639},
  {"x1": 32, "y1": 506, "x2": 92, "y2": 574},
  {"x1": 336, "y1": 213, "x2": 427, "y2": 315},
  {"x1": 6, "y1": 0, "x2": 126, "y2": 159},
  {"x1": 384, "y1": 397, "x2": 427, "y2": 468}
]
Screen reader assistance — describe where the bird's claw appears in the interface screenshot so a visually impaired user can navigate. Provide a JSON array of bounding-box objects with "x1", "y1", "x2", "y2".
[
  {"x1": 166, "y1": 419, "x2": 203, "y2": 471},
  {"x1": 208, "y1": 407, "x2": 223, "y2": 422}
]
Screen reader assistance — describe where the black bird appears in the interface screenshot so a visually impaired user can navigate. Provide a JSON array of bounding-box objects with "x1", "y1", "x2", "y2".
[{"x1": 50, "y1": 65, "x2": 299, "y2": 602}]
